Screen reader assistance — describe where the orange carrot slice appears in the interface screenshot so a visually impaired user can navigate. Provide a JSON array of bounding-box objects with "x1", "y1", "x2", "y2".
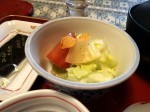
[
  {"x1": 60, "y1": 35, "x2": 77, "y2": 49},
  {"x1": 77, "y1": 33, "x2": 90, "y2": 41}
]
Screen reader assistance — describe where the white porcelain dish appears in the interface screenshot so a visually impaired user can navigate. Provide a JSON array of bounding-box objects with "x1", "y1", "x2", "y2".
[
  {"x1": 25, "y1": 17, "x2": 140, "y2": 91},
  {"x1": 0, "y1": 19, "x2": 41, "y2": 101},
  {"x1": 0, "y1": 89, "x2": 89, "y2": 112},
  {"x1": 123, "y1": 102, "x2": 150, "y2": 112}
]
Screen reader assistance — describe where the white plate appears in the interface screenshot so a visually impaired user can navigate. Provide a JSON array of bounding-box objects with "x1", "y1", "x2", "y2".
[
  {"x1": 0, "y1": 19, "x2": 42, "y2": 101},
  {"x1": 123, "y1": 102, "x2": 150, "y2": 112},
  {"x1": 0, "y1": 89, "x2": 89, "y2": 112}
]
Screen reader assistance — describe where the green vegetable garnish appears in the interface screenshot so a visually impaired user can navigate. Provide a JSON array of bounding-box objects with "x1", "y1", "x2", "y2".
[{"x1": 51, "y1": 34, "x2": 118, "y2": 83}]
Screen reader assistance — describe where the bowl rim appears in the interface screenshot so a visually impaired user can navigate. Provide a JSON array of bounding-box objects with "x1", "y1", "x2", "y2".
[
  {"x1": 0, "y1": 89, "x2": 89, "y2": 112},
  {"x1": 25, "y1": 17, "x2": 140, "y2": 90},
  {"x1": 128, "y1": 4, "x2": 150, "y2": 33}
]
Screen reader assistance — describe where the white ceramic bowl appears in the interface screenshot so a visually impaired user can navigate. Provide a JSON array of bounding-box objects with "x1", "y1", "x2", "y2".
[
  {"x1": 25, "y1": 17, "x2": 139, "y2": 91},
  {"x1": 0, "y1": 89, "x2": 89, "y2": 112},
  {"x1": 123, "y1": 102, "x2": 150, "y2": 112}
]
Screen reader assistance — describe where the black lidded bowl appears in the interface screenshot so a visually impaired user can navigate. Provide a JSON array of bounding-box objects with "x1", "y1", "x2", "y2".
[{"x1": 126, "y1": 3, "x2": 150, "y2": 69}]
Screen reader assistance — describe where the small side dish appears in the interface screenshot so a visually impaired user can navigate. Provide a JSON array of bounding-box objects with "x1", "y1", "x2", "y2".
[
  {"x1": 0, "y1": 89, "x2": 89, "y2": 112},
  {"x1": 47, "y1": 33, "x2": 117, "y2": 83},
  {"x1": 0, "y1": 16, "x2": 43, "y2": 101},
  {"x1": 25, "y1": 17, "x2": 139, "y2": 91}
]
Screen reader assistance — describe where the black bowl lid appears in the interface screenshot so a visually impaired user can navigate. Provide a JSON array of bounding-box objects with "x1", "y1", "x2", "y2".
[{"x1": 131, "y1": 1, "x2": 150, "y2": 31}]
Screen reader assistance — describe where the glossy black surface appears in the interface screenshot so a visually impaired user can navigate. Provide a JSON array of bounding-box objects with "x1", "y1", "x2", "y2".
[
  {"x1": 126, "y1": 4, "x2": 150, "y2": 66},
  {"x1": 132, "y1": 1, "x2": 150, "y2": 31},
  {"x1": 0, "y1": 34, "x2": 27, "y2": 77}
]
